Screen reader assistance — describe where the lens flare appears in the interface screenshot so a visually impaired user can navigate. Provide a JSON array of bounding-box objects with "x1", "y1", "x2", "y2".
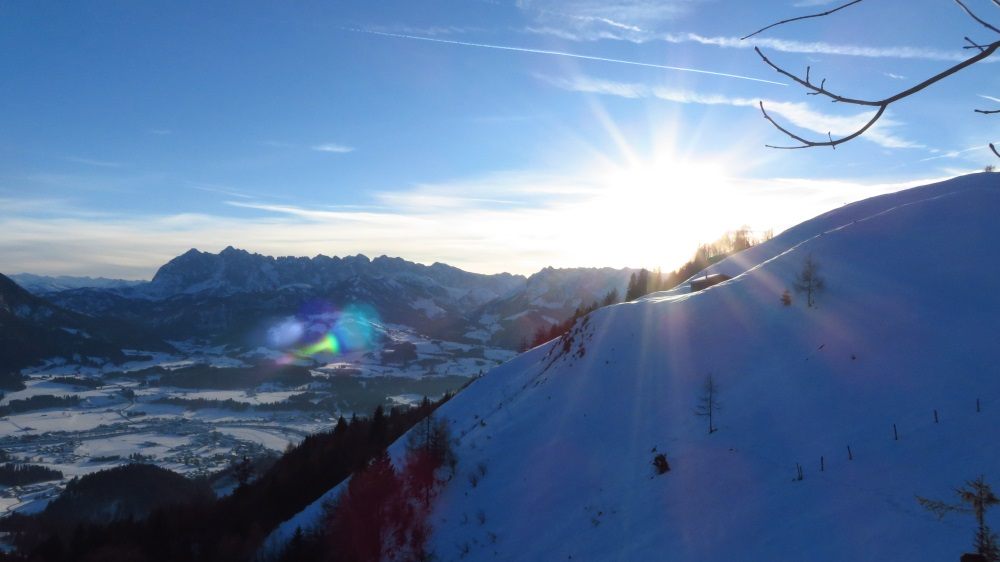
[
  {"x1": 300, "y1": 332, "x2": 341, "y2": 356},
  {"x1": 271, "y1": 301, "x2": 382, "y2": 366},
  {"x1": 267, "y1": 319, "x2": 305, "y2": 348}
]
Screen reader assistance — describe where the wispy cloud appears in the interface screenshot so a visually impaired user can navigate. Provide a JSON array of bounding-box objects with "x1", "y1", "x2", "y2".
[
  {"x1": 360, "y1": 24, "x2": 484, "y2": 37},
  {"x1": 0, "y1": 195, "x2": 113, "y2": 219},
  {"x1": 661, "y1": 32, "x2": 968, "y2": 62},
  {"x1": 66, "y1": 156, "x2": 124, "y2": 168},
  {"x1": 312, "y1": 143, "x2": 355, "y2": 154},
  {"x1": 16, "y1": 170, "x2": 165, "y2": 195},
  {"x1": 916, "y1": 145, "x2": 986, "y2": 162},
  {"x1": 980, "y1": 94, "x2": 1000, "y2": 104},
  {"x1": 354, "y1": 29, "x2": 787, "y2": 86},
  {"x1": 0, "y1": 196, "x2": 75, "y2": 214},
  {"x1": 148, "y1": 129, "x2": 172, "y2": 135},
  {"x1": 262, "y1": 140, "x2": 355, "y2": 153},
  {"x1": 226, "y1": 200, "x2": 418, "y2": 225},
  {"x1": 540, "y1": 74, "x2": 923, "y2": 149},
  {"x1": 516, "y1": 0, "x2": 697, "y2": 40},
  {"x1": 885, "y1": 72, "x2": 907, "y2": 80},
  {"x1": 0, "y1": 169, "x2": 947, "y2": 279},
  {"x1": 522, "y1": 23, "x2": 968, "y2": 63},
  {"x1": 190, "y1": 184, "x2": 257, "y2": 200}
]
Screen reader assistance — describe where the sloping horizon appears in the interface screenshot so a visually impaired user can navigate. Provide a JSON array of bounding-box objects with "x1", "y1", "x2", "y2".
[{"x1": 2, "y1": 1, "x2": 996, "y2": 278}]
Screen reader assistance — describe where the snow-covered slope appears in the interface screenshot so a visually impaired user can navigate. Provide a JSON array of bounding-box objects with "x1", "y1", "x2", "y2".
[{"x1": 351, "y1": 172, "x2": 999, "y2": 561}]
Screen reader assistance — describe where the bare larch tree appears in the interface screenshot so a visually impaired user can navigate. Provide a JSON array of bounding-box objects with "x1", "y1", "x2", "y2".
[
  {"x1": 918, "y1": 475, "x2": 1000, "y2": 561},
  {"x1": 695, "y1": 374, "x2": 721, "y2": 434},
  {"x1": 793, "y1": 253, "x2": 825, "y2": 308},
  {"x1": 744, "y1": 0, "x2": 1000, "y2": 158}
]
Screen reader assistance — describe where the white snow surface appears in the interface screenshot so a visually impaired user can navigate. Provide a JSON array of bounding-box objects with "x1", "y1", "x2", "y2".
[
  {"x1": 412, "y1": 298, "x2": 447, "y2": 319},
  {"x1": 272, "y1": 173, "x2": 1000, "y2": 561}
]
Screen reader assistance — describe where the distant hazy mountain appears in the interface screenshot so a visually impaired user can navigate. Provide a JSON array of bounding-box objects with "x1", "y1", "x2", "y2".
[
  {"x1": 0, "y1": 273, "x2": 170, "y2": 371},
  {"x1": 8, "y1": 273, "x2": 145, "y2": 295},
  {"x1": 43, "y1": 248, "x2": 636, "y2": 350},
  {"x1": 468, "y1": 266, "x2": 635, "y2": 349}
]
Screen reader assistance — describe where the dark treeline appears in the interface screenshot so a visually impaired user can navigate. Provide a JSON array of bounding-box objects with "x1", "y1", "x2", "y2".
[
  {"x1": 144, "y1": 364, "x2": 315, "y2": 390},
  {"x1": 0, "y1": 395, "x2": 455, "y2": 562},
  {"x1": 528, "y1": 226, "x2": 771, "y2": 348},
  {"x1": 527, "y1": 289, "x2": 620, "y2": 349},
  {"x1": 38, "y1": 464, "x2": 213, "y2": 531},
  {"x1": 152, "y1": 376, "x2": 473, "y2": 416},
  {"x1": 0, "y1": 373, "x2": 26, "y2": 392},
  {"x1": 0, "y1": 463, "x2": 63, "y2": 487},
  {"x1": 625, "y1": 226, "x2": 771, "y2": 301},
  {"x1": 48, "y1": 376, "x2": 103, "y2": 389},
  {"x1": 0, "y1": 395, "x2": 80, "y2": 417},
  {"x1": 277, "y1": 411, "x2": 456, "y2": 561},
  {"x1": 152, "y1": 392, "x2": 330, "y2": 413}
]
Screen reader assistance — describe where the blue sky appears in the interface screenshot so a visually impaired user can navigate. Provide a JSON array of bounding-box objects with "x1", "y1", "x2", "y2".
[{"x1": 2, "y1": 0, "x2": 998, "y2": 278}]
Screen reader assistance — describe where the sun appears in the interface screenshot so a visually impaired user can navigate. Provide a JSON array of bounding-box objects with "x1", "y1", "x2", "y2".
[{"x1": 562, "y1": 147, "x2": 744, "y2": 272}]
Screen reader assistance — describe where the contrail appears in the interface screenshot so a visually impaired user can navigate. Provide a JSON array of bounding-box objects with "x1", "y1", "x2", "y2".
[{"x1": 353, "y1": 29, "x2": 787, "y2": 87}]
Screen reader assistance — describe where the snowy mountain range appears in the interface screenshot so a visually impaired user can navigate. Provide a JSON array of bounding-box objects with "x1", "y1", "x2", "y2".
[
  {"x1": 8, "y1": 274, "x2": 144, "y2": 295},
  {"x1": 2, "y1": 250, "x2": 637, "y2": 367},
  {"x1": 0, "y1": 273, "x2": 167, "y2": 372},
  {"x1": 266, "y1": 172, "x2": 1000, "y2": 560}
]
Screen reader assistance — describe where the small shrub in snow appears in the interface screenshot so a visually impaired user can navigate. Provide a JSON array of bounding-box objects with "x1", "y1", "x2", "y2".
[
  {"x1": 652, "y1": 453, "x2": 670, "y2": 475},
  {"x1": 781, "y1": 289, "x2": 792, "y2": 306}
]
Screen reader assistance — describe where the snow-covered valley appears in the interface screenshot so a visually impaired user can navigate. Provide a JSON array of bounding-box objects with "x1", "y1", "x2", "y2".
[{"x1": 0, "y1": 329, "x2": 514, "y2": 518}]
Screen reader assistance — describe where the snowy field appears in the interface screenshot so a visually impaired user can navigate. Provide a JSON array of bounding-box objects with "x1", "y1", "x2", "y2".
[{"x1": 0, "y1": 324, "x2": 514, "y2": 516}]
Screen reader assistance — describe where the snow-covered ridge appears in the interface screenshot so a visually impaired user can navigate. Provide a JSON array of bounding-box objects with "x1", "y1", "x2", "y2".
[
  {"x1": 7, "y1": 274, "x2": 143, "y2": 294},
  {"x1": 144, "y1": 248, "x2": 525, "y2": 303},
  {"x1": 273, "y1": 172, "x2": 1000, "y2": 560}
]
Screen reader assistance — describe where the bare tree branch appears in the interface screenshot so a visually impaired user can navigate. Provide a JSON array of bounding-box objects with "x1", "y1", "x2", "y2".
[
  {"x1": 754, "y1": 41, "x2": 999, "y2": 150},
  {"x1": 756, "y1": 42, "x2": 1000, "y2": 108},
  {"x1": 917, "y1": 495, "x2": 970, "y2": 520},
  {"x1": 965, "y1": 36, "x2": 988, "y2": 51},
  {"x1": 955, "y1": 0, "x2": 1000, "y2": 35},
  {"x1": 754, "y1": 48, "x2": 879, "y2": 106},
  {"x1": 747, "y1": 2, "x2": 1000, "y2": 157},
  {"x1": 759, "y1": 101, "x2": 885, "y2": 149},
  {"x1": 741, "y1": 0, "x2": 864, "y2": 40}
]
